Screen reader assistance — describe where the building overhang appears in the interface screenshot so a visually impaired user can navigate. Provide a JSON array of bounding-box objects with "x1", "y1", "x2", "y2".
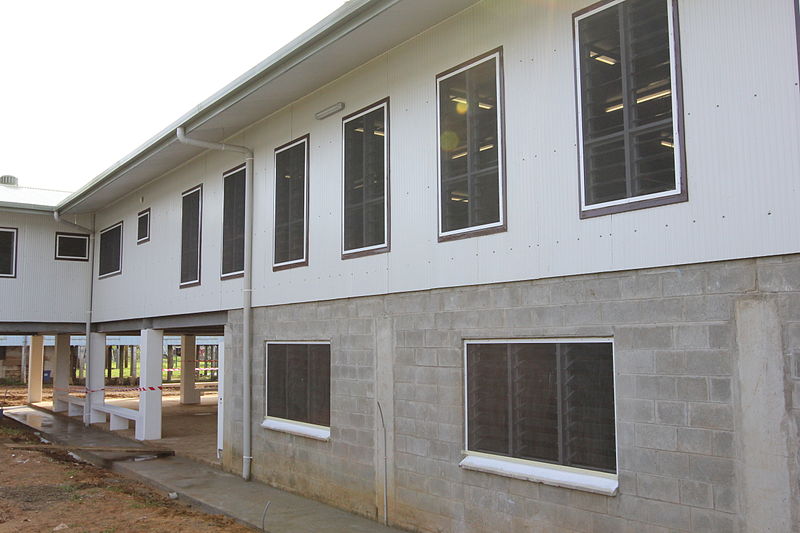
[{"x1": 57, "y1": 0, "x2": 480, "y2": 215}]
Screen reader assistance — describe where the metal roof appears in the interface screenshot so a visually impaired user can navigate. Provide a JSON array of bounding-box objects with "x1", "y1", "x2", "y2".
[
  {"x1": 55, "y1": 0, "x2": 480, "y2": 215},
  {"x1": 0, "y1": 184, "x2": 72, "y2": 212}
]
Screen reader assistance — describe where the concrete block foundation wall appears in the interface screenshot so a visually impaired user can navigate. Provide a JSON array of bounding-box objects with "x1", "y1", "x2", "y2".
[{"x1": 223, "y1": 255, "x2": 800, "y2": 533}]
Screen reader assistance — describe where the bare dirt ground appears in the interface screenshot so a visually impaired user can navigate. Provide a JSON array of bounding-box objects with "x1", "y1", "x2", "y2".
[
  {"x1": 1, "y1": 385, "x2": 182, "y2": 407},
  {"x1": 0, "y1": 417, "x2": 252, "y2": 533}
]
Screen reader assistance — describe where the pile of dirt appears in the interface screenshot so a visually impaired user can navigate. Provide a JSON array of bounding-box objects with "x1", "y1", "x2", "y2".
[{"x1": 0, "y1": 418, "x2": 251, "y2": 532}]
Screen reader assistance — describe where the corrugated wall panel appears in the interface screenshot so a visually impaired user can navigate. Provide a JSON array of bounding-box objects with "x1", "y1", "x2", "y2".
[{"x1": 86, "y1": 0, "x2": 800, "y2": 322}]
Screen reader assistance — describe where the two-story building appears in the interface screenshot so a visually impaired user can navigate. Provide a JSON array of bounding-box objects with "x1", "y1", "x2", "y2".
[{"x1": 1, "y1": 0, "x2": 799, "y2": 531}]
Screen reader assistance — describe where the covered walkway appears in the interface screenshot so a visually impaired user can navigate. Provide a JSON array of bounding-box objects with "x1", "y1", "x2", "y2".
[{"x1": 4, "y1": 405, "x2": 401, "y2": 533}]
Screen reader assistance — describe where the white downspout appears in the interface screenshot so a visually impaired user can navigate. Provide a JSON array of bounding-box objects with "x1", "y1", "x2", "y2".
[
  {"x1": 176, "y1": 126, "x2": 254, "y2": 480},
  {"x1": 53, "y1": 211, "x2": 95, "y2": 425}
]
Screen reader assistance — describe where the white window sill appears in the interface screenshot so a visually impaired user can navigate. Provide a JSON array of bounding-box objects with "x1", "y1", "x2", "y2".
[
  {"x1": 260, "y1": 418, "x2": 330, "y2": 441},
  {"x1": 459, "y1": 453, "x2": 618, "y2": 496}
]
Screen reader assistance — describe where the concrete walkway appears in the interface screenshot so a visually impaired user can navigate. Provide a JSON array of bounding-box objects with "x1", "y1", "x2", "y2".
[{"x1": 3, "y1": 405, "x2": 402, "y2": 533}]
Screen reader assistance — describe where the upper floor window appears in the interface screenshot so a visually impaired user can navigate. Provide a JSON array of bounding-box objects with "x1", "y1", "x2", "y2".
[
  {"x1": 575, "y1": 0, "x2": 686, "y2": 217},
  {"x1": 137, "y1": 208, "x2": 150, "y2": 244},
  {"x1": 465, "y1": 339, "x2": 616, "y2": 475},
  {"x1": 0, "y1": 227, "x2": 18, "y2": 278},
  {"x1": 55, "y1": 232, "x2": 89, "y2": 261},
  {"x1": 222, "y1": 165, "x2": 246, "y2": 278},
  {"x1": 437, "y1": 49, "x2": 505, "y2": 241},
  {"x1": 180, "y1": 185, "x2": 202, "y2": 287},
  {"x1": 98, "y1": 222, "x2": 122, "y2": 278},
  {"x1": 273, "y1": 136, "x2": 309, "y2": 270},
  {"x1": 342, "y1": 99, "x2": 389, "y2": 257}
]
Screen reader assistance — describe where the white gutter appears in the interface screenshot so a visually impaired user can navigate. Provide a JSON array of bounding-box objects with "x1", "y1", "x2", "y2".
[
  {"x1": 53, "y1": 211, "x2": 96, "y2": 425},
  {"x1": 176, "y1": 127, "x2": 254, "y2": 481}
]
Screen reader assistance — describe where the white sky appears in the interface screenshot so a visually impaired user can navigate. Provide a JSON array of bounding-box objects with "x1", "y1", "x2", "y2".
[{"x1": 0, "y1": 0, "x2": 345, "y2": 193}]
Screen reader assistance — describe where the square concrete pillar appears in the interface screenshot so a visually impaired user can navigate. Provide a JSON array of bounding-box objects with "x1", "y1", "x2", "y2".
[
  {"x1": 53, "y1": 334, "x2": 71, "y2": 412},
  {"x1": 180, "y1": 334, "x2": 201, "y2": 405},
  {"x1": 86, "y1": 332, "x2": 107, "y2": 424},
  {"x1": 27, "y1": 335, "x2": 44, "y2": 403},
  {"x1": 137, "y1": 328, "x2": 163, "y2": 440}
]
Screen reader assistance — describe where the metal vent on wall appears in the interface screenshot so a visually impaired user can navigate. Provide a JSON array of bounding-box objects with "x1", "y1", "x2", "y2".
[{"x1": 0, "y1": 175, "x2": 18, "y2": 186}]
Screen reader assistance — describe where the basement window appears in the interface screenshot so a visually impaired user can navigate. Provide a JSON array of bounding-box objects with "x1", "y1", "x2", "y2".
[
  {"x1": 461, "y1": 339, "x2": 618, "y2": 495},
  {"x1": 263, "y1": 342, "x2": 330, "y2": 441},
  {"x1": 273, "y1": 136, "x2": 309, "y2": 270},
  {"x1": 437, "y1": 48, "x2": 506, "y2": 241},
  {"x1": 137, "y1": 208, "x2": 150, "y2": 244},
  {"x1": 342, "y1": 99, "x2": 389, "y2": 257},
  {"x1": 575, "y1": 0, "x2": 686, "y2": 217},
  {"x1": 98, "y1": 222, "x2": 123, "y2": 278},
  {"x1": 180, "y1": 185, "x2": 203, "y2": 287},
  {"x1": 222, "y1": 165, "x2": 245, "y2": 278},
  {"x1": 55, "y1": 232, "x2": 89, "y2": 261},
  {"x1": 0, "y1": 227, "x2": 17, "y2": 278}
]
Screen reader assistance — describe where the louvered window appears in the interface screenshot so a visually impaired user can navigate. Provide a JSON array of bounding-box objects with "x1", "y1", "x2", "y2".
[
  {"x1": 266, "y1": 343, "x2": 330, "y2": 428},
  {"x1": 180, "y1": 185, "x2": 202, "y2": 286},
  {"x1": 437, "y1": 49, "x2": 505, "y2": 239},
  {"x1": 137, "y1": 209, "x2": 150, "y2": 244},
  {"x1": 55, "y1": 233, "x2": 89, "y2": 261},
  {"x1": 98, "y1": 222, "x2": 122, "y2": 278},
  {"x1": 274, "y1": 136, "x2": 308, "y2": 269},
  {"x1": 466, "y1": 340, "x2": 616, "y2": 473},
  {"x1": 222, "y1": 166, "x2": 245, "y2": 277},
  {"x1": 575, "y1": 0, "x2": 684, "y2": 216},
  {"x1": 342, "y1": 100, "x2": 389, "y2": 256},
  {"x1": 0, "y1": 227, "x2": 17, "y2": 278}
]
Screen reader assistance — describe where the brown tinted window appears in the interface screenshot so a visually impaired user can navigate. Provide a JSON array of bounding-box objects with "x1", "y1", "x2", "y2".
[
  {"x1": 98, "y1": 223, "x2": 122, "y2": 277},
  {"x1": 0, "y1": 228, "x2": 17, "y2": 277},
  {"x1": 467, "y1": 341, "x2": 616, "y2": 473},
  {"x1": 267, "y1": 343, "x2": 330, "y2": 427},
  {"x1": 578, "y1": 0, "x2": 678, "y2": 208},
  {"x1": 438, "y1": 51, "x2": 503, "y2": 236},
  {"x1": 137, "y1": 210, "x2": 150, "y2": 243},
  {"x1": 56, "y1": 233, "x2": 89, "y2": 261},
  {"x1": 343, "y1": 102, "x2": 387, "y2": 253},
  {"x1": 222, "y1": 168, "x2": 245, "y2": 276},
  {"x1": 181, "y1": 186, "x2": 202, "y2": 285},
  {"x1": 274, "y1": 138, "x2": 308, "y2": 267}
]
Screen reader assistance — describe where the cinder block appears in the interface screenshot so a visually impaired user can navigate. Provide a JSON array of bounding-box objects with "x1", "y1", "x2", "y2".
[
  {"x1": 656, "y1": 401, "x2": 687, "y2": 426},
  {"x1": 690, "y1": 508, "x2": 737, "y2": 533},
  {"x1": 619, "y1": 274, "x2": 663, "y2": 300},
  {"x1": 688, "y1": 456, "x2": 736, "y2": 484},
  {"x1": 708, "y1": 324, "x2": 733, "y2": 349},
  {"x1": 677, "y1": 427, "x2": 713, "y2": 454},
  {"x1": 636, "y1": 473, "x2": 680, "y2": 503},
  {"x1": 680, "y1": 479, "x2": 713, "y2": 509},
  {"x1": 618, "y1": 398, "x2": 655, "y2": 423},
  {"x1": 758, "y1": 261, "x2": 800, "y2": 292},
  {"x1": 616, "y1": 350, "x2": 656, "y2": 374},
  {"x1": 654, "y1": 350, "x2": 687, "y2": 374},
  {"x1": 685, "y1": 350, "x2": 731, "y2": 376},
  {"x1": 709, "y1": 378, "x2": 732, "y2": 403},
  {"x1": 656, "y1": 451, "x2": 691, "y2": 478},
  {"x1": 712, "y1": 431, "x2": 735, "y2": 458},
  {"x1": 662, "y1": 268, "x2": 706, "y2": 297},
  {"x1": 713, "y1": 485, "x2": 738, "y2": 513},
  {"x1": 635, "y1": 376, "x2": 677, "y2": 400},
  {"x1": 634, "y1": 424, "x2": 677, "y2": 450},
  {"x1": 676, "y1": 377, "x2": 709, "y2": 401},
  {"x1": 706, "y1": 265, "x2": 756, "y2": 294},
  {"x1": 688, "y1": 403, "x2": 734, "y2": 430}
]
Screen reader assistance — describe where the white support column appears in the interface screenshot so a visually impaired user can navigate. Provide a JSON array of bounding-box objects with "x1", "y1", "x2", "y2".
[
  {"x1": 27, "y1": 335, "x2": 44, "y2": 403},
  {"x1": 180, "y1": 334, "x2": 200, "y2": 405},
  {"x1": 86, "y1": 332, "x2": 107, "y2": 424},
  {"x1": 137, "y1": 328, "x2": 163, "y2": 440},
  {"x1": 53, "y1": 334, "x2": 71, "y2": 412}
]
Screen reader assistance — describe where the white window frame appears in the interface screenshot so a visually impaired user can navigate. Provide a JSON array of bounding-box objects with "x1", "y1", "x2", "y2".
[
  {"x1": 0, "y1": 227, "x2": 18, "y2": 278},
  {"x1": 575, "y1": 0, "x2": 684, "y2": 215},
  {"x1": 461, "y1": 338, "x2": 619, "y2": 496},
  {"x1": 137, "y1": 208, "x2": 150, "y2": 245},
  {"x1": 55, "y1": 232, "x2": 90, "y2": 261},
  {"x1": 341, "y1": 99, "x2": 390, "y2": 257},
  {"x1": 180, "y1": 185, "x2": 203, "y2": 287},
  {"x1": 273, "y1": 136, "x2": 310, "y2": 270},
  {"x1": 98, "y1": 221, "x2": 123, "y2": 279},
  {"x1": 436, "y1": 49, "x2": 505, "y2": 240},
  {"x1": 221, "y1": 164, "x2": 246, "y2": 279},
  {"x1": 262, "y1": 340, "x2": 331, "y2": 441}
]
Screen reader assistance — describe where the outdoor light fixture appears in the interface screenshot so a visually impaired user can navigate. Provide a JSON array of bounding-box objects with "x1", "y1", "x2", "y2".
[{"x1": 315, "y1": 101, "x2": 345, "y2": 120}]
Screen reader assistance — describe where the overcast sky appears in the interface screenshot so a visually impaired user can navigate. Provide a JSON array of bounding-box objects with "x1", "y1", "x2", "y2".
[{"x1": 0, "y1": 0, "x2": 344, "y2": 193}]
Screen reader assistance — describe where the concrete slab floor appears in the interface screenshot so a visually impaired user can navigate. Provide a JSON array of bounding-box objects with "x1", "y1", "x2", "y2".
[{"x1": 3, "y1": 406, "x2": 403, "y2": 533}]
